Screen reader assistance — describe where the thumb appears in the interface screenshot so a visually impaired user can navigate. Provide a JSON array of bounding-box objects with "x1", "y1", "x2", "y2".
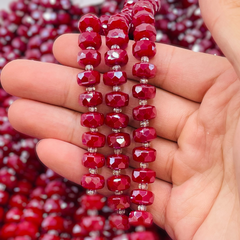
[{"x1": 199, "y1": 0, "x2": 240, "y2": 77}]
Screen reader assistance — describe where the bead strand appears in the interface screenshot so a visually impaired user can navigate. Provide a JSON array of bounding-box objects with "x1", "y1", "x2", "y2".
[
  {"x1": 77, "y1": 14, "x2": 106, "y2": 237},
  {"x1": 129, "y1": 0, "x2": 161, "y2": 229}
]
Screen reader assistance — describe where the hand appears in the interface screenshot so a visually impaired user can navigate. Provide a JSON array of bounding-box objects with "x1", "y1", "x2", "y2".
[{"x1": 2, "y1": 0, "x2": 240, "y2": 239}]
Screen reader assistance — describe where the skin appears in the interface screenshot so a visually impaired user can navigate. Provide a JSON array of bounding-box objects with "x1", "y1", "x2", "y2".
[{"x1": 1, "y1": 0, "x2": 240, "y2": 239}]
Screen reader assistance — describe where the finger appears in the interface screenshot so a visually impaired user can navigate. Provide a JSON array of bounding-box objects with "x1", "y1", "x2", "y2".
[
  {"x1": 53, "y1": 33, "x2": 231, "y2": 102},
  {"x1": 36, "y1": 138, "x2": 172, "y2": 229},
  {"x1": 200, "y1": 0, "x2": 240, "y2": 78},
  {"x1": 8, "y1": 98, "x2": 178, "y2": 183},
  {"x1": 2, "y1": 60, "x2": 199, "y2": 142}
]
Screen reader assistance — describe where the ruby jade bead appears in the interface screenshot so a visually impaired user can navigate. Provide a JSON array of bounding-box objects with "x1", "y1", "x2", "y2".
[
  {"x1": 81, "y1": 112, "x2": 104, "y2": 128},
  {"x1": 132, "y1": 11, "x2": 155, "y2": 28},
  {"x1": 103, "y1": 71, "x2": 127, "y2": 86},
  {"x1": 130, "y1": 190, "x2": 154, "y2": 205},
  {"x1": 77, "y1": 70, "x2": 100, "y2": 87},
  {"x1": 105, "y1": 49, "x2": 128, "y2": 67},
  {"x1": 105, "y1": 92, "x2": 129, "y2": 107},
  {"x1": 133, "y1": 105, "x2": 157, "y2": 121},
  {"x1": 132, "y1": 168, "x2": 156, "y2": 183},
  {"x1": 134, "y1": 23, "x2": 157, "y2": 42},
  {"x1": 80, "y1": 194, "x2": 106, "y2": 210},
  {"x1": 133, "y1": 1, "x2": 155, "y2": 15},
  {"x1": 78, "y1": 14, "x2": 101, "y2": 33},
  {"x1": 106, "y1": 29, "x2": 129, "y2": 49},
  {"x1": 129, "y1": 211, "x2": 153, "y2": 227},
  {"x1": 133, "y1": 127, "x2": 157, "y2": 143},
  {"x1": 81, "y1": 215, "x2": 105, "y2": 231},
  {"x1": 81, "y1": 174, "x2": 105, "y2": 190},
  {"x1": 107, "y1": 175, "x2": 131, "y2": 191},
  {"x1": 105, "y1": 112, "x2": 129, "y2": 129},
  {"x1": 133, "y1": 147, "x2": 156, "y2": 163},
  {"x1": 106, "y1": 154, "x2": 129, "y2": 169},
  {"x1": 82, "y1": 152, "x2": 105, "y2": 168},
  {"x1": 78, "y1": 32, "x2": 102, "y2": 50},
  {"x1": 108, "y1": 15, "x2": 129, "y2": 33},
  {"x1": 132, "y1": 63, "x2": 157, "y2": 79},
  {"x1": 107, "y1": 132, "x2": 130, "y2": 149},
  {"x1": 109, "y1": 214, "x2": 129, "y2": 230},
  {"x1": 82, "y1": 132, "x2": 106, "y2": 148},
  {"x1": 79, "y1": 91, "x2": 103, "y2": 107},
  {"x1": 108, "y1": 195, "x2": 130, "y2": 210},
  {"x1": 132, "y1": 40, "x2": 156, "y2": 59},
  {"x1": 77, "y1": 49, "x2": 101, "y2": 68}
]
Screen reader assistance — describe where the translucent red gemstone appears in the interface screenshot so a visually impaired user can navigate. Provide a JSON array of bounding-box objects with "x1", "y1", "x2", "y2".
[
  {"x1": 105, "y1": 112, "x2": 129, "y2": 129},
  {"x1": 105, "y1": 92, "x2": 129, "y2": 107},
  {"x1": 79, "y1": 91, "x2": 103, "y2": 107},
  {"x1": 107, "y1": 175, "x2": 131, "y2": 191},
  {"x1": 105, "y1": 49, "x2": 128, "y2": 67},
  {"x1": 78, "y1": 14, "x2": 101, "y2": 33},
  {"x1": 81, "y1": 112, "x2": 104, "y2": 128},
  {"x1": 133, "y1": 105, "x2": 157, "y2": 121},
  {"x1": 132, "y1": 11, "x2": 155, "y2": 28},
  {"x1": 0, "y1": 190, "x2": 9, "y2": 205},
  {"x1": 133, "y1": 147, "x2": 156, "y2": 163},
  {"x1": 81, "y1": 174, "x2": 105, "y2": 190},
  {"x1": 5, "y1": 207, "x2": 23, "y2": 223},
  {"x1": 132, "y1": 40, "x2": 156, "y2": 59},
  {"x1": 16, "y1": 221, "x2": 38, "y2": 239},
  {"x1": 82, "y1": 132, "x2": 106, "y2": 148},
  {"x1": 107, "y1": 132, "x2": 130, "y2": 149},
  {"x1": 22, "y1": 208, "x2": 43, "y2": 226},
  {"x1": 77, "y1": 49, "x2": 101, "y2": 67},
  {"x1": 81, "y1": 216, "x2": 105, "y2": 231},
  {"x1": 77, "y1": 70, "x2": 100, "y2": 87},
  {"x1": 103, "y1": 71, "x2": 127, "y2": 86},
  {"x1": 132, "y1": 63, "x2": 157, "y2": 79},
  {"x1": 106, "y1": 29, "x2": 129, "y2": 49},
  {"x1": 133, "y1": 1, "x2": 154, "y2": 15},
  {"x1": 109, "y1": 214, "x2": 129, "y2": 230},
  {"x1": 130, "y1": 190, "x2": 154, "y2": 205},
  {"x1": 106, "y1": 154, "x2": 129, "y2": 169},
  {"x1": 108, "y1": 195, "x2": 130, "y2": 210},
  {"x1": 133, "y1": 127, "x2": 157, "y2": 143},
  {"x1": 132, "y1": 168, "x2": 156, "y2": 183},
  {"x1": 129, "y1": 211, "x2": 153, "y2": 227},
  {"x1": 82, "y1": 152, "x2": 105, "y2": 168},
  {"x1": 78, "y1": 32, "x2": 102, "y2": 50},
  {"x1": 108, "y1": 15, "x2": 129, "y2": 33},
  {"x1": 0, "y1": 222, "x2": 17, "y2": 239},
  {"x1": 80, "y1": 194, "x2": 106, "y2": 210},
  {"x1": 134, "y1": 23, "x2": 157, "y2": 42}
]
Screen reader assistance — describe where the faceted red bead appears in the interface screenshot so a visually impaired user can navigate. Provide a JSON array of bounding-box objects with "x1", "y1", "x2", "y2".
[
  {"x1": 81, "y1": 216, "x2": 105, "y2": 231},
  {"x1": 78, "y1": 14, "x2": 101, "y2": 33},
  {"x1": 132, "y1": 168, "x2": 156, "y2": 183},
  {"x1": 78, "y1": 32, "x2": 102, "y2": 50},
  {"x1": 133, "y1": 127, "x2": 157, "y2": 143},
  {"x1": 5, "y1": 207, "x2": 23, "y2": 223},
  {"x1": 130, "y1": 190, "x2": 154, "y2": 205},
  {"x1": 80, "y1": 194, "x2": 106, "y2": 210},
  {"x1": 133, "y1": 105, "x2": 157, "y2": 121},
  {"x1": 79, "y1": 91, "x2": 103, "y2": 107},
  {"x1": 41, "y1": 215, "x2": 64, "y2": 233},
  {"x1": 105, "y1": 49, "x2": 128, "y2": 67},
  {"x1": 108, "y1": 195, "x2": 130, "y2": 210},
  {"x1": 129, "y1": 211, "x2": 153, "y2": 227},
  {"x1": 103, "y1": 71, "x2": 127, "y2": 86},
  {"x1": 9, "y1": 194, "x2": 28, "y2": 209},
  {"x1": 39, "y1": 234, "x2": 61, "y2": 240},
  {"x1": 108, "y1": 15, "x2": 129, "y2": 33},
  {"x1": 132, "y1": 40, "x2": 156, "y2": 59},
  {"x1": 148, "y1": 0, "x2": 161, "y2": 12},
  {"x1": 81, "y1": 112, "x2": 104, "y2": 128},
  {"x1": 105, "y1": 92, "x2": 129, "y2": 107},
  {"x1": 22, "y1": 208, "x2": 43, "y2": 226},
  {"x1": 109, "y1": 214, "x2": 129, "y2": 230},
  {"x1": 0, "y1": 222, "x2": 17, "y2": 239},
  {"x1": 105, "y1": 113, "x2": 129, "y2": 129},
  {"x1": 107, "y1": 132, "x2": 130, "y2": 149},
  {"x1": 106, "y1": 29, "x2": 129, "y2": 49},
  {"x1": 72, "y1": 222, "x2": 88, "y2": 237},
  {"x1": 107, "y1": 175, "x2": 131, "y2": 191},
  {"x1": 132, "y1": 63, "x2": 157, "y2": 79},
  {"x1": 133, "y1": 1, "x2": 154, "y2": 15},
  {"x1": 77, "y1": 70, "x2": 100, "y2": 87},
  {"x1": 77, "y1": 50, "x2": 101, "y2": 68},
  {"x1": 82, "y1": 152, "x2": 105, "y2": 168},
  {"x1": 43, "y1": 198, "x2": 61, "y2": 214},
  {"x1": 130, "y1": 231, "x2": 156, "y2": 240},
  {"x1": 134, "y1": 23, "x2": 157, "y2": 42},
  {"x1": 16, "y1": 221, "x2": 38, "y2": 239},
  {"x1": 106, "y1": 154, "x2": 129, "y2": 169},
  {"x1": 133, "y1": 147, "x2": 156, "y2": 163},
  {"x1": 81, "y1": 174, "x2": 105, "y2": 190},
  {"x1": 132, "y1": 11, "x2": 155, "y2": 28},
  {"x1": 82, "y1": 132, "x2": 106, "y2": 148},
  {"x1": 44, "y1": 180, "x2": 66, "y2": 197},
  {"x1": 0, "y1": 190, "x2": 9, "y2": 205}
]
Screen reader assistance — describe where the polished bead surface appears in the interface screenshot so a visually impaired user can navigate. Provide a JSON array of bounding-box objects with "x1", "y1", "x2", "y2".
[
  {"x1": 130, "y1": 190, "x2": 154, "y2": 205},
  {"x1": 132, "y1": 63, "x2": 157, "y2": 79},
  {"x1": 133, "y1": 127, "x2": 157, "y2": 143},
  {"x1": 81, "y1": 174, "x2": 105, "y2": 190},
  {"x1": 107, "y1": 132, "x2": 130, "y2": 149},
  {"x1": 82, "y1": 152, "x2": 105, "y2": 168},
  {"x1": 82, "y1": 132, "x2": 106, "y2": 148},
  {"x1": 81, "y1": 112, "x2": 104, "y2": 128},
  {"x1": 103, "y1": 71, "x2": 127, "y2": 86},
  {"x1": 109, "y1": 214, "x2": 129, "y2": 230},
  {"x1": 106, "y1": 29, "x2": 129, "y2": 49},
  {"x1": 78, "y1": 13, "x2": 101, "y2": 33},
  {"x1": 106, "y1": 154, "x2": 129, "y2": 169},
  {"x1": 0, "y1": 222, "x2": 17, "y2": 239},
  {"x1": 108, "y1": 195, "x2": 130, "y2": 210},
  {"x1": 80, "y1": 194, "x2": 106, "y2": 210},
  {"x1": 133, "y1": 105, "x2": 157, "y2": 121},
  {"x1": 133, "y1": 1, "x2": 154, "y2": 15},
  {"x1": 16, "y1": 221, "x2": 38, "y2": 239},
  {"x1": 78, "y1": 32, "x2": 102, "y2": 50},
  {"x1": 132, "y1": 168, "x2": 156, "y2": 183},
  {"x1": 129, "y1": 211, "x2": 153, "y2": 226},
  {"x1": 77, "y1": 70, "x2": 100, "y2": 87},
  {"x1": 105, "y1": 92, "x2": 129, "y2": 107},
  {"x1": 105, "y1": 112, "x2": 129, "y2": 129},
  {"x1": 79, "y1": 91, "x2": 103, "y2": 107},
  {"x1": 107, "y1": 175, "x2": 131, "y2": 191},
  {"x1": 133, "y1": 147, "x2": 156, "y2": 163},
  {"x1": 105, "y1": 49, "x2": 128, "y2": 67},
  {"x1": 81, "y1": 215, "x2": 105, "y2": 231},
  {"x1": 132, "y1": 40, "x2": 156, "y2": 59},
  {"x1": 41, "y1": 215, "x2": 64, "y2": 233},
  {"x1": 108, "y1": 15, "x2": 129, "y2": 33},
  {"x1": 134, "y1": 23, "x2": 157, "y2": 42},
  {"x1": 132, "y1": 11, "x2": 155, "y2": 28},
  {"x1": 77, "y1": 49, "x2": 101, "y2": 67}
]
